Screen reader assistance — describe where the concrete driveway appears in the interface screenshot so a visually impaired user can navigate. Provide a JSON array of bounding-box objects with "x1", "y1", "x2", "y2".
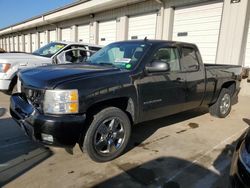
[{"x1": 0, "y1": 90, "x2": 249, "y2": 188}]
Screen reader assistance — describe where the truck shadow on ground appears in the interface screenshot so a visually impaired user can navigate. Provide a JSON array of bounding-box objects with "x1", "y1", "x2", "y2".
[
  {"x1": 126, "y1": 107, "x2": 208, "y2": 153},
  {"x1": 0, "y1": 116, "x2": 53, "y2": 187},
  {"x1": 96, "y1": 138, "x2": 238, "y2": 188}
]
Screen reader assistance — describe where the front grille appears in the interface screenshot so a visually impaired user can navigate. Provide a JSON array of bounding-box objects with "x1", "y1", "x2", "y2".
[{"x1": 21, "y1": 85, "x2": 44, "y2": 110}]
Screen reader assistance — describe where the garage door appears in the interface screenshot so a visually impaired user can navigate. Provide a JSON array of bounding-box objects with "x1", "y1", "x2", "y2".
[
  {"x1": 128, "y1": 13, "x2": 157, "y2": 40},
  {"x1": 49, "y1": 30, "x2": 56, "y2": 42},
  {"x1": 31, "y1": 33, "x2": 37, "y2": 52},
  {"x1": 244, "y1": 20, "x2": 250, "y2": 67},
  {"x1": 173, "y1": 2, "x2": 223, "y2": 64},
  {"x1": 78, "y1": 25, "x2": 89, "y2": 43},
  {"x1": 18, "y1": 36, "x2": 23, "y2": 51},
  {"x1": 24, "y1": 34, "x2": 31, "y2": 52},
  {"x1": 6, "y1": 38, "x2": 9, "y2": 52},
  {"x1": 9, "y1": 37, "x2": 14, "y2": 52},
  {"x1": 61, "y1": 28, "x2": 71, "y2": 42},
  {"x1": 14, "y1": 36, "x2": 18, "y2": 51},
  {"x1": 39, "y1": 32, "x2": 45, "y2": 48},
  {"x1": 98, "y1": 20, "x2": 116, "y2": 45}
]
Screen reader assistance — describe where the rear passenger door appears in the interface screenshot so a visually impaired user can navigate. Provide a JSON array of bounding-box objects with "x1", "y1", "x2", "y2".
[{"x1": 180, "y1": 46, "x2": 206, "y2": 109}]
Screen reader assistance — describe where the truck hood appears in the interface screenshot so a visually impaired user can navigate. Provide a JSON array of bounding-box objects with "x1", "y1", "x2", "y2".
[
  {"x1": 19, "y1": 64, "x2": 122, "y2": 89},
  {"x1": 0, "y1": 53, "x2": 49, "y2": 61}
]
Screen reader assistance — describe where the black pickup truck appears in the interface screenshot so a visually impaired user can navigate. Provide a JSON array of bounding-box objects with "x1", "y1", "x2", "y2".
[{"x1": 10, "y1": 40, "x2": 242, "y2": 162}]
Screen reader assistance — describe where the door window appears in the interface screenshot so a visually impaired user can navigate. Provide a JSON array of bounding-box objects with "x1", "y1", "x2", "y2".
[
  {"x1": 180, "y1": 47, "x2": 199, "y2": 71},
  {"x1": 152, "y1": 47, "x2": 181, "y2": 72}
]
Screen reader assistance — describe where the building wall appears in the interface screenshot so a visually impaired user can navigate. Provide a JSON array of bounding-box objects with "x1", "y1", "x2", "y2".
[{"x1": 0, "y1": 0, "x2": 249, "y2": 68}]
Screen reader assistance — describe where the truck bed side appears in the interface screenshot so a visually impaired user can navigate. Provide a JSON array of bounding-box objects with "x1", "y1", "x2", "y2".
[{"x1": 202, "y1": 64, "x2": 242, "y2": 105}]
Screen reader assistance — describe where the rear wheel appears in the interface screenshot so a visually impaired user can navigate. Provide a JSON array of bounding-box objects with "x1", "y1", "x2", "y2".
[
  {"x1": 209, "y1": 88, "x2": 232, "y2": 118},
  {"x1": 81, "y1": 107, "x2": 131, "y2": 162}
]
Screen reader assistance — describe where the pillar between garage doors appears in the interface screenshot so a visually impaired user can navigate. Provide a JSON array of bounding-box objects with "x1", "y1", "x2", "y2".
[{"x1": 216, "y1": 0, "x2": 250, "y2": 66}]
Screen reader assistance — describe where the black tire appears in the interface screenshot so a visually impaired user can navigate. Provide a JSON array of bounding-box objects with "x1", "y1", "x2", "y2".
[
  {"x1": 209, "y1": 88, "x2": 232, "y2": 118},
  {"x1": 81, "y1": 107, "x2": 131, "y2": 162}
]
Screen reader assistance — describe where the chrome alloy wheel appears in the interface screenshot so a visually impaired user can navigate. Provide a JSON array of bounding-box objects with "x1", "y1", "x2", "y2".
[
  {"x1": 94, "y1": 118, "x2": 125, "y2": 155},
  {"x1": 219, "y1": 93, "x2": 231, "y2": 115}
]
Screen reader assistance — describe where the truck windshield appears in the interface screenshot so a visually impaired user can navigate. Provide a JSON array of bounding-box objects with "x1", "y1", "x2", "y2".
[
  {"x1": 87, "y1": 42, "x2": 149, "y2": 70},
  {"x1": 32, "y1": 42, "x2": 66, "y2": 58}
]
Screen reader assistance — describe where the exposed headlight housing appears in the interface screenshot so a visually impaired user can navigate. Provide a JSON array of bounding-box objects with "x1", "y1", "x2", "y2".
[
  {"x1": 43, "y1": 89, "x2": 79, "y2": 114},
  {"x1": 0, "y1": 63, "x2": 11, "y2": 73},
  {"x1": 239, "y1": 141, "x2": 250, "y2": 170}
]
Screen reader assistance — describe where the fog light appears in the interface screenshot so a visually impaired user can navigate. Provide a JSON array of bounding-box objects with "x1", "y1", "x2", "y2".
[{"x1": 41, "y1": 133, "x2": 54, "y2": 142}]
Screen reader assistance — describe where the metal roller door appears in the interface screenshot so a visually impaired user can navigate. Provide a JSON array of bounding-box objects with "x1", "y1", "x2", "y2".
[
  {"x1": 14, "y1": 36, "x2": 18, "y2": 51},
  {"x1": 49, "y1": 30, "x2": 56, "y2": 42},
  {"x1": 39, "y1": 32, "x2": 45, "y2": 47},
  {"x1": 24, "y1": 34, "x2": 31, "y2": 52},
  {"x1": 78, "y1": 25, "x2": 90, "y2": 43},
  {"x1": 128, "y1": 13, "x2": 157, "y2": 40},
  {"x1": 61, "y1": 28, "x2": 71, "y2": 42},
  {"x1": 3, "y1": 38, "x2": 7, "y2": 50},
  {"x1": 31, "y1": 33, "x2": 37, "y2": 52},
  {"x1": 173, "y1": 2, "x2": 223, "y2": 64},
  {"x1": 6, "y1": 38, "x2": 9, "y2": 52},
  {"x1": 244, "y1": 20, "x2": 250, "y2": 67},
  {"x1": 9, "y1": 37, "x2": 14, "y2": 51},
  {"x1": 98, "y1": 20, "x2": 116, "y2": 45},
  {"x1": 18, "y1": 36, "x2": 23, "y2": 51}
]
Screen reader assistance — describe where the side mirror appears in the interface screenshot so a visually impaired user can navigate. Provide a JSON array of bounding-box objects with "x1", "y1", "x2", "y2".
[{"x1": 145, "y1": 61, "x2": 170, "y2": 73}]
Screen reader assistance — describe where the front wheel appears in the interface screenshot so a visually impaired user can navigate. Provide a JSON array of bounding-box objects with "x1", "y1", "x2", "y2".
[
  {"x1": 209, "y1": 88, "x2": 232, "y2": 118},
  {"x1": 81, "y1": 107, "x2": 131, "y2": 162}
]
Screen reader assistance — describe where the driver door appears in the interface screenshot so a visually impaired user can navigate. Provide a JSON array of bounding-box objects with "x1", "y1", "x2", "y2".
[{"x1": 137, "y1": 46, "x2": 187, "y2": 122}]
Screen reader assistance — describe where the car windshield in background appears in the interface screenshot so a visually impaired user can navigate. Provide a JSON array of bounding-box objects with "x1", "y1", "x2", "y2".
[
  {"x1": 32, "y1": 42, "x2": 66, "y2": 58},
  {"x1": 87, "y1": 42, "x2": 150, "y2": 70}
]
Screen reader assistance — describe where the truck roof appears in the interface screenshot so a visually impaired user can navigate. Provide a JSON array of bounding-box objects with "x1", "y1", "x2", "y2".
[
  {"x1": 56, "y1": 41, "x2": 103, "y2": 48},
  {"x1": 113, "y1": 39, "x2": 197, "y2": 47}
]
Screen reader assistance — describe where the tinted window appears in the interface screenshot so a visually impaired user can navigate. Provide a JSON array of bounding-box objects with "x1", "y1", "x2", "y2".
[
  {"x1": 152, "y1": 47, "x2": 180, "y2": 71},
  {"x1": 181, "y1": 47, "x2": 199, "y2": 71}
]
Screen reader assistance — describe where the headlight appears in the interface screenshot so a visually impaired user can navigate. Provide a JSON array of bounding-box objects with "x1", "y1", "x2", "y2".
[
  {"x1": 239, "y1": 141, "x2": 250, "y2": 170},
  {"x1": 43, "y1": 89, "x2": 79, "y2": 114},
  {"x1": 0, "y1": 63, "x2": 11, "y2": 73}
]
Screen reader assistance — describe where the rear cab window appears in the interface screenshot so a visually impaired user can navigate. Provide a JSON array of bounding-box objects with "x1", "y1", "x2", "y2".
[{"x1": 180, "y1": 46, "x2": 200, "y2": 72}]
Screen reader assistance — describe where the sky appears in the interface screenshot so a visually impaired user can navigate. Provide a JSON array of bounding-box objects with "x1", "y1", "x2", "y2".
[{"x1": 0, "y1": 0, "x2": 76, "y2": 29}]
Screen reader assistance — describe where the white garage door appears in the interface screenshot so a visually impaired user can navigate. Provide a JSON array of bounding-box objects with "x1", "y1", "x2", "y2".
[
  {"x1": 24, "y1": 34, "x2": 31, "y2": 53},
  {"x1": 6, "y1": 38, "x2": 9, "y2": 52},
  {"x1": 31, "y1": 33, "x2": 37, "y2": 52},
  {"x1": 49, "y1": 30, "x2": 56, "y2": 42},
  {"x1": 173, "y1": 2, "x2": 223, "y2": 64},
  {"x1": 10, "y1": 37, "x2": 14, "y2": 52},
  {"x1": 244, "y1": 21, "x2": 250, "y2": 67},
  {"x1": 61, "y1": 28, "x2": 71, "y2": 42},
  {"x1": 14, "y1": 36, "x2": 18, "y2": 51},
  {"x1": 18, "y1": 36, "x2": 23, "y2": 52},
  {"x1": 39, "y1": 32, "x2": 45, "y2": 48},
  {"x1": 78, "y1": 25, "x2": 90, "y2": 43},
  {"x1": 128, "y1": 13, "x2": 157, "y2": 40},
  {"x1": 98, "y1": 20, "x2": 116, "y2": 45}
]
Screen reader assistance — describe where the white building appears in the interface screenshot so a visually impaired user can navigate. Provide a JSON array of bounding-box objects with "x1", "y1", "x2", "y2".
[{"x1": 0, "y1": 0, "x2": 250, "y2": 67}]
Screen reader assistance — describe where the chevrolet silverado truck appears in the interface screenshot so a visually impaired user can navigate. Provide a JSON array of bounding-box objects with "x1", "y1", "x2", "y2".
[
  {"x1": 0, "y1": 41, "x2": 102, "y2": 94},
  {"x1": 10, "y1": 40, "x2": 242, "y2": 162}
]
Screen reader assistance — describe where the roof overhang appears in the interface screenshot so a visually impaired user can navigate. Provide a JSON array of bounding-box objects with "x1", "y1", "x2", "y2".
[{"x1": 0, "y1": 0, "x2": 144, "y2": 35}]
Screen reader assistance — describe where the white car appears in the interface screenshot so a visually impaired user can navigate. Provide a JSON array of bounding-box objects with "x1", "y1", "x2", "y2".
[{"x1": 0, "y1": 41, "x2": 102, "y2": 94}]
